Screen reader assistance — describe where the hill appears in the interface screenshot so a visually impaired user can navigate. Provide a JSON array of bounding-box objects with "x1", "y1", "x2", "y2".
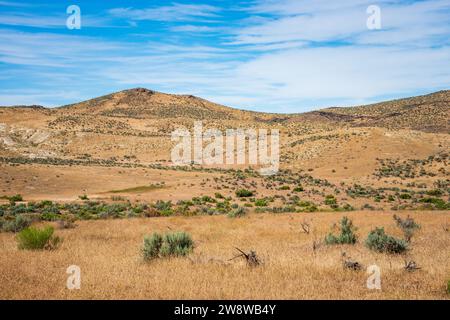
[
  {"x1": 311, "y1": 90, "x2": 450, "y2": 133},
  {"x1": 0, "y1": 89, "x2": 448, "y2": 169}
]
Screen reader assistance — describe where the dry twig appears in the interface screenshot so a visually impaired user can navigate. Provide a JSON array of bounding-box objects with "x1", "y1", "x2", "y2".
[{"x1": 230, "y1": 247, "x2": 261, "y2": 267}]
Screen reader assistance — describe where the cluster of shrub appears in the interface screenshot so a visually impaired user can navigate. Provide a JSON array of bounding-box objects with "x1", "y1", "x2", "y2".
[
  {"x1": 142, "y1": 232, "x2": 193, "y2": 260},
  {"x1": 0, "y1": 194, "x2": 256, "y2": 231},
  {"x1": 234, "y1": 189, "x2": 354, "y2": 213},
  {"x1": 220, "y1": 169, "x2": 449, "y2": 212},
  {"x1": 325, "y1": 215, "x2": 421, "y2": 254},
  {"x1": 345, "y1": 184, "x2": 449, "y2": 210},
  {"x1": 374, "y1": 153, "x2": 448, "y2": 179}
]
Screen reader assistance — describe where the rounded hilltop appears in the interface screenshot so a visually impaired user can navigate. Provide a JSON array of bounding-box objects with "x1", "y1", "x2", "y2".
[{"x1": 122, "y1": 87, "x2": 156, "y2": 94}]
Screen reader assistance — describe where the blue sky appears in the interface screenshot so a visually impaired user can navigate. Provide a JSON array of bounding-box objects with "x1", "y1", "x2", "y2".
[{"x1": 0, "y1": 0, "x2": 449, "y2": 113}]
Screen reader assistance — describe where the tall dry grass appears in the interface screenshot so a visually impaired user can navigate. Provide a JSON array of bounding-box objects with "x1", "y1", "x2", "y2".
[{"x1": 0, "y1": 211, "x2": 449, "y2": 299}]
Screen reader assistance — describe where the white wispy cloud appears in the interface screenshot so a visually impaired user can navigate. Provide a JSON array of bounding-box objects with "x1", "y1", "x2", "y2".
[
  {"x1": 0, "y1": 13, "x2": 66, "y2": 28},
  {"x1": 0, "y1": 29, "x2": 126, "y2": 67},
  {"x1": 169, "y1": 25, "x2": 220, "y2": 33},
  {"x1": 0, "y1": 1, "x2": 33, "y2": 7},
  {"x1": 233, "y1": 0, "x2": 450, "y2": 47},
  {"x1": 0, "y1": 12, "x2": 121, "y2": 29},
  {"x1": 109, "y1": 3, "x2": 221, "y2": 23}
]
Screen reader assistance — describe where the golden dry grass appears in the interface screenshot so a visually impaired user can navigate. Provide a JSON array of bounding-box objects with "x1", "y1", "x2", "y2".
[{"x1": 1, "y1": 211, "x2": 449, "y2": 300}]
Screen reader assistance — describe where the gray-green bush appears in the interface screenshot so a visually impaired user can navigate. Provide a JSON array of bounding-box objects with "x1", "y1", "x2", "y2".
[
  {"x1": 160, "y1": 232, "x2": 194, "y2": 257},
  {"x1": 142, "y1": 233, "x2": 163, "y2": 260},
  {"x1": 235, "y1": 189, "x2": 253, "y2": 198},
  {"x1": 365, "y1": 227, "x2": 408, "y2": 254},
  {"x1": 142, "y1": 231, "x2": 193, "y2": 261},
  {"x1": 2, "y1": 215, "x2": 32, "y2": 233},
  {"x1": 325, "y1": 216, "x2": 357, "y2": 245},
  {"x1": 227, "y1": 206, "x2": 247, "y2": 218}
]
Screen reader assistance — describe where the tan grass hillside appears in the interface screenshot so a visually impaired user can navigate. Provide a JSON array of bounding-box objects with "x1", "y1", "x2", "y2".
[{"x1": 0, "y1": 88, "x2": 449, "y2": 300}]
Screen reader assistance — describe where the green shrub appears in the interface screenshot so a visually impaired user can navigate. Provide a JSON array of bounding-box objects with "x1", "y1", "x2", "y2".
[
  {"x1": 79, "y1": 194, "x2": 89, "y2": 200},
  {"x1": 365, "y1": 227, "x2": 408, "y2": 254},
  {"x1": 2, "y1": 215, "x2": 31, "y2": 233},
  {"x1": 297, "y1": 201, "x2": 318, "y2": 212},
  {"x1": 419, "y1": 197, "x2": 449, "y2": 210},
  {"x1": 215, "y1": 201, "x2": 231, "y2": 214},
  {"x1": 38, "y1": 200, "x2": 53, "y2": 208},
  {"x1": 142, "y1": 233, "x2": 163, "y2": 261},
  {"x1": 154, "y1": 200, "x2": 172, "y2": 211},
  {"x1": 160, "y1": 232, "x2": 194, "y2": 257},
  {"x1": 154, "y1": 200, "x2": 173, "y2": 216},
  {"x1": 293, "y1": 186, "x2": 304, "y2": 192},
  {"x1": 228, "y1": 206, "x2": 247, "y2": 218},
  {"x1": 8, "y1": 194, "x2": 23, "y2": 204},
  {"x1": 254, "y1": 199, "x2": 268, "y2": 207},
  {"x1": 142, "y1": 232, "x2": 193, "y2": 260},
  {"x1": 41, "y1": 206, "x2": 61, "y2": 221},
  {"x1": 325, "y1": 216, "x2": 357, "y2": 245},
  {"x1": 427, "y1": 189, "x2": 442, "y2": 197},
  {"x1": 17, "y1": 226, "x2": 61, "y2": 250},
  {"x1": 201, "y1": 195, "x2": 215, "y2": 203},
  {"x1": 447, "y1": 280, "x2": 450, "y2": 295},
  {"x1": 324, "y1": 195, "x2": 338, "y2": 208},
  {"x1": 235, "y1": 189, "x2": 253, "y2": 198}
]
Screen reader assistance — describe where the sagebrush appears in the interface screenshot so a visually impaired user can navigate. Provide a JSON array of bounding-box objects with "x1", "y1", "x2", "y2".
[
  {"x1": 325, "y1": 216, "x2": 357, "y2": 245},
  {"x1": 365, "y1": 227, "x2": 408, "y2": 254},
  {"x1": 143, "y1": 231, "x2": 193, "y2": 260}
]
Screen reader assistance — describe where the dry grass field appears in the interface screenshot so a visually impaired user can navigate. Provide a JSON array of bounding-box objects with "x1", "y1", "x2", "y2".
[
  {"x1": 0, "y1": 89, "x2": 449, "y2": 300},
  {"x1": 0, "y1": 211, "x2": 449, "y2": 300}
]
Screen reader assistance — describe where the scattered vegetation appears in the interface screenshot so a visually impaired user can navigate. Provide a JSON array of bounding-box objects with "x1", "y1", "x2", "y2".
[
  {"x1": 374, "y1": 153, "x2": 448, "y2": 179},
  {"x1": 1, "y1": 215, "x2": 32, "y2": 233},
  {"x1": 324, "y1": 195, "x2": 338, "y2": 208}
]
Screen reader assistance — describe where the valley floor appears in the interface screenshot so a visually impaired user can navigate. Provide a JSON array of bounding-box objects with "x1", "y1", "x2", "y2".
[{"x1": 1, "y1": 211, "x2": 449, "y2": 299}]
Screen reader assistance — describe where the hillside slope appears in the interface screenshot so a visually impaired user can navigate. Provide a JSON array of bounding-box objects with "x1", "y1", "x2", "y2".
[
  {"x1": 312, "y1": 90, "x2": 450, "y2": 133},
  {"x1": 56, "y1": 88, "x2": 272, "y2": 121},
  {"x1": 0, "y1": 89, "x2": 448, "y2": 168}
]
